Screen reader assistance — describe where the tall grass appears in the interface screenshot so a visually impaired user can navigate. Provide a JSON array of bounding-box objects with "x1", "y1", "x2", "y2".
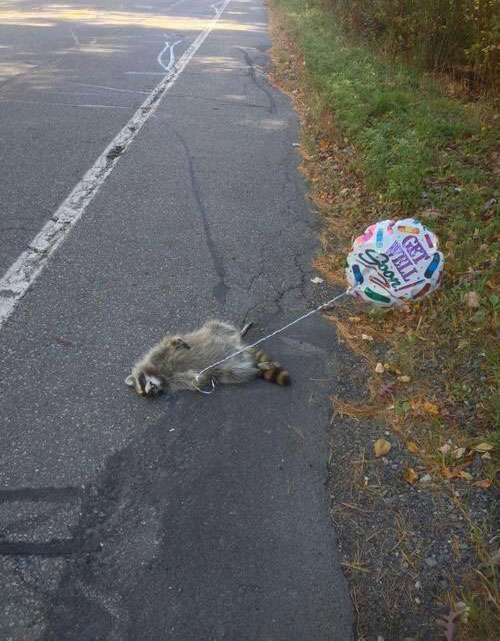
[{"x1": 314, "y1": 0, "x2": 499, "y2": 92}]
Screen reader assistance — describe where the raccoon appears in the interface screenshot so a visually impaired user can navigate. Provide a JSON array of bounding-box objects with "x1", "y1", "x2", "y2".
[{"x1": 125, "y1": 320, "x2": 290, "y2": 398}]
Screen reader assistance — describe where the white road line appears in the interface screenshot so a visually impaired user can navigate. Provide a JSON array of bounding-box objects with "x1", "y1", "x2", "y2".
[{"x1": 0, "y1": 0, "x2": 232, "y2": 329}]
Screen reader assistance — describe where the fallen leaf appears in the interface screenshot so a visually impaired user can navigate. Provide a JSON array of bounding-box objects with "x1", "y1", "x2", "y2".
[
  {"x1": 310, "y1": 276, "x2": 324, "y2": 284},
  {"x1": 423, "y1": 401, "x2": 439, "y2": 415},
  {"x1": 319, "y1": 139, "x2": 330, "y2": 149},
  {"x1": 491, "y1": 549, "x2": 500, "y2": 566},
  {"x1": 439, "y1": 443, "x2": 451, "y2": 454},
  {"x1": 403, "y1": 468, "x2": 418, "y2": 484},
  {"x1": 397, "y1": 375, "x2": 411, "y2": 383},
  {"x1": 348, "y1": 316, "x2": 361, "y2": 322},
  {"x1": 459, "y1": 471, "x2": 473, "y2": 481},
  {"x1": 472, "y1": 442, "x2": 494, "y2": 452},
  {"x1": 377, "y1": 382, "x2": 395, "y2": 397},
  {"x1": 442, "y1": 466, "x2": 462, "y2": 479},
  {"x1": 436, "y1": 610, "x2": 460, "y2": 641},
  {"x1": 453, "y1": 447, "x2": 466, "y2": 459},
  {"x1": 481, "y1": 452, "x2": 492, "y2": 460},
  {"x1": 466, "y1": 291, "x2": 480, "y2": 308},
  {"x1": 374, "y1": 438, "x2": 391, "y2": 457},
  {"x1": 375, "y1": 362, "x2": 385, "y2": 374},
  {"x1": 361, "y1": 333, "x2": 373, "y2": 341},
  {"x1": 455, "y1": 601, "x2": 471, "y2": 625},
  {"x1": 473, "y1": 479, "x2": 492, "y2": 488},
  {"x1": 406, "y1": 441, "x2": 419, "y2": 454}
]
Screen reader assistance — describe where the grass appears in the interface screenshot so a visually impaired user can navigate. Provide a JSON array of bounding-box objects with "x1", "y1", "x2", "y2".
[{"x1": 268, "y1": 0, "x2": 499, "y2": 637}]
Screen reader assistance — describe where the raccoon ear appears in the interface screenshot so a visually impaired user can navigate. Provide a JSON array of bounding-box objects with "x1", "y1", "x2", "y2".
[
  {"x1": 125, "y1": 375, "x2": 135, "y2": 387},
  {"x1": 171, "y1": 337, "x2": 190, "y2": 350}
]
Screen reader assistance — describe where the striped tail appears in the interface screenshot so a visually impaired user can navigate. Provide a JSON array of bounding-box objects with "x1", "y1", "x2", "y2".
[{"x1": 251, "y1": 349, "x2": 291, "y2": 386}]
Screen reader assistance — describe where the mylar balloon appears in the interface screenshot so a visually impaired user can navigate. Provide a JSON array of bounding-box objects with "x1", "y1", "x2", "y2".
[{"x1": 346, "y1": 218, "x2": 444, "y2": 307}]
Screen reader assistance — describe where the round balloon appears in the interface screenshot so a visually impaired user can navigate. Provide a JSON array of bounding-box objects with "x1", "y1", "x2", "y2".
[{"x1": 346, "y1": 218, "x2": 444, "y2": 307}]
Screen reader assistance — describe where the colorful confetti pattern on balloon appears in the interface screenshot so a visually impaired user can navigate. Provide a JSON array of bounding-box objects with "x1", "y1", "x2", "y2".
[{"x1": 346, "y1": 218, "x2": 444, "y2": 307}]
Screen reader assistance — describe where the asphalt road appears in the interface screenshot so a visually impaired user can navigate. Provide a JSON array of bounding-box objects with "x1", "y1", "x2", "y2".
[{"x1": 0, "y1": 0, "x2": 354, "y2": 638}]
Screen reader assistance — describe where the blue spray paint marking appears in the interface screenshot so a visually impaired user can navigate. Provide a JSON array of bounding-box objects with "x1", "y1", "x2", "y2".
[{"x1": 376, "y1": 228, "x2": 383, "y2": 248}]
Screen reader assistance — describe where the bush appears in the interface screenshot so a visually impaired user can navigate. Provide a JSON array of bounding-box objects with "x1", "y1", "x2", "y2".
[{"x1": 314, "y1": 0, "x2": 499, "y2": 90}]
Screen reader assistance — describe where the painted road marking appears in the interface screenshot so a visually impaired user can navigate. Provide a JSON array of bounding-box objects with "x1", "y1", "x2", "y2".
[
  {"x1": 157, "y1": 40, "x2": 182, "y2": 73},
  {"x1": 0, "y1": 0, "x2": 232, "y2": 329}
]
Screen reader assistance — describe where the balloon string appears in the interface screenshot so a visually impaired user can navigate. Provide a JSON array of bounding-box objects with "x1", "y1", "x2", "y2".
[{"x1": 195, "y1": 287, "x2": 354, "y2": 383}]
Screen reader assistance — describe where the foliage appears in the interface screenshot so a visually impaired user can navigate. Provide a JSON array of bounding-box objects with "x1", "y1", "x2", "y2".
[{"x1": 313, "y1": 0, "x2": 500, "y2": 91}]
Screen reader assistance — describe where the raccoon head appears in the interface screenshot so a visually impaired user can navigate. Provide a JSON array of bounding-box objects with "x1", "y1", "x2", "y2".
[
  {"x1": 125, "y1": 369, "x2": 166, "y2": 397},
  {"x1": 125, "y1": 337, "x2": 190, "y2": 398}
]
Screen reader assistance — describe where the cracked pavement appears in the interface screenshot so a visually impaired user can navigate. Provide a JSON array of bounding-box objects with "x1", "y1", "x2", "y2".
[{"x1": 0, "y1": 0, "x2": 355, "y2": 638}]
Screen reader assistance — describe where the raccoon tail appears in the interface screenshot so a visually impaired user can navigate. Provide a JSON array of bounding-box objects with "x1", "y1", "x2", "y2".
[{"x1": 251, "y1": 349, "x2": 291, "y2": 386}]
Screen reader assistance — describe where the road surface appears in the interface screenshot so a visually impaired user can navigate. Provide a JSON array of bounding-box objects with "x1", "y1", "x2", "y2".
[{"x1": 0, "y1": 0, "x2": 354, "y2": 638}]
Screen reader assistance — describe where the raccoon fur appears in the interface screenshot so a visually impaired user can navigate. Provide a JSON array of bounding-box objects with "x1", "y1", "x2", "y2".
[{"x1": 125, "y1": 319, "x2": 290, "y2": 397}]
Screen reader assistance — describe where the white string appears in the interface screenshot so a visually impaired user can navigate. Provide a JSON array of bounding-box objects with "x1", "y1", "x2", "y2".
[
  {"x1": 195, "y1": 287, "x2": 353, "y2": 382},
  {"x1": 192, "y1": 378, "x2": 216, "y2": 394}
]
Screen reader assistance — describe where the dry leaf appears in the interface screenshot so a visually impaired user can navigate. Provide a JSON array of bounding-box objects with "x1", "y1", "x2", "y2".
[
  {"x1": 442, "y1": 466, "x2": 462, "y2": 479},
  {"x1": 453, "y1": 447, "x2": 466, "y2": 459},
  {"x1": 459, "y1": 471, "x2": 473, "y2": 481},
  {"x1": 310, "y1": 276, "x2": 324, "y2": 284},
  {"x1": 436, "y1": 610, "x2": 460, "y2": 641},
  {"x1": 465, "y1": 291, "x2": 480, "y2": 308},
  {"x1": 491, "y1": 549, "x2": 500, "y2": 566},
  {"x1": 349, "y1": 316, "x2": 361, "y2": 322},
  {"x1": 423, "y1": 401, "x2": 439, "y2": 415},
  {"x1": 472, "y1": 442, "x2": 493, "y2": 452},
  {"x1": 361, "y1": 333, "x2": 373, "y2": 341},
  {"x1": 406, "y1": 441, "x2": 419, "y2": 454},
  {"x1": 377, "y1": 382, "x2": 395, "y2": 398},
  {"x1": 404, "y1": 468, "x2": 418, "y2": 484},
  {"x1": 473, "y1": 479, "x2": 492, "y2": 488},
  {"x1": 397, "y1": 375, "x2": 411, "y2": 383},
  {"x1": 375, "y1": 362, "x2": 385, "y2": 374},
  {"x1": 439, "y1": 443, "x2": 451, "y2": 454},
  {"x1": 482, "y1": 452, "x2": 492, "y2": 460},
  {"x1": 319, "y1": 139, "x2": 330, "y2": 149},
  {"x1": 374, "y1": 438, "x2": 391, "y2": 457}
]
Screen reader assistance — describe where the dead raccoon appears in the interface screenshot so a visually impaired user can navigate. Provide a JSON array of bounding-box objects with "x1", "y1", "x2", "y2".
[{"x1": 125, "y1": 320, "x2": 290, "y2": 397}]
